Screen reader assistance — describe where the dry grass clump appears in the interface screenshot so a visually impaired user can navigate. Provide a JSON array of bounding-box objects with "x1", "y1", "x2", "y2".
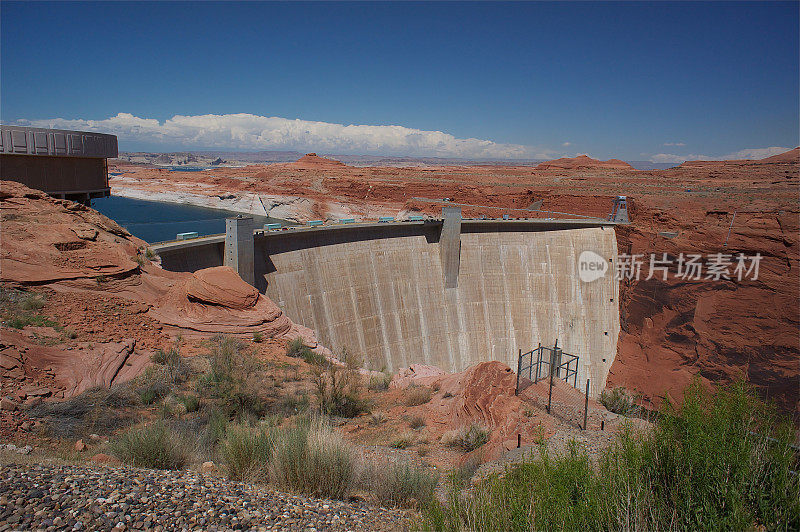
[
  {"x1": 109, "y1": 421, "x2": 193, "y2": 470},
  {"x1": 29, "y1": 384, "x2": 139, "y2": 438},
  {"x1": 268, "y1": 416, "x2": 357, "y2": 499},
  {"x1": 600, "y1": 386, "x2": 641, "y2": 417},
  {"x1": 442, "y1": 423, "x2": 491, "y2": 452},
  {"x1": 363, "y1": 459, "x2": 439, "y2": 508},
  {"x1": 403, "y1": 385, "x2": 433, "y2": 406},
  {"x1": 220, "y1": 423, "x2": 273, "y2": 482},
  {"x1": 408, "y1": 415, "x2": 426, "y2": 430},
  {"x1": 391, "y1": 433, "x2": 415, "y2": 449},
  {"x1": 368, "y1": 372, "x2": 392, "y2": 391}
]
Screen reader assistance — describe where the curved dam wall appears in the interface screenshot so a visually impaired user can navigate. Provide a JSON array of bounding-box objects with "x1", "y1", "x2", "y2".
[{"x1": 154, "y1": 219, "x2": 620, "y2": 397}]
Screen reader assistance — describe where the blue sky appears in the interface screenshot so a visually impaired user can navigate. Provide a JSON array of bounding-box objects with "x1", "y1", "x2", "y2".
[{"x1": 2, "y1": 1, "x2": 798, "y2": 161}]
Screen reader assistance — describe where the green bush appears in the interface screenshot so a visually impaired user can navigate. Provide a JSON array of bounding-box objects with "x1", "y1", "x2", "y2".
[
  {"x1": 599, "y1": 387, "x2": 641, "y2": 417},
  {"x1": 442, "y1": 423, "x2": 490, "y2": 452},
  {"x1": 409, "y1": 415, "x2": 426, "y2": 430},
  {"x1": 286, "y1": 337, "x2": 326, "y2": 365},
  {"x1": 269, "y1": 416, "x2": 357, "y2": 499},
  {"x1": 423, "y1": 380, "x2": 800, "y2": 531},
  {"x1": 110, "y1": 421, "x2": 193, "y2": 470},
  {"x1": 7, "y1": 313, "x2": 59, "y2": 329},
  {"x1": 220, "y1": 423, "x2": 274, "y2": 482},
  {"x1": 252, "y1": 331, "x2": 264, "y2": 343},
  {"x1": 199, "y1": 335, "x2": 265, "y2": 419}
]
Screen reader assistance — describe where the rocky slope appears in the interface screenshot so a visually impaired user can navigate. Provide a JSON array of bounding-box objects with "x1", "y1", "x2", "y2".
[{"x1": 0, "y1": 181, "x2": 321, "y2": 404}]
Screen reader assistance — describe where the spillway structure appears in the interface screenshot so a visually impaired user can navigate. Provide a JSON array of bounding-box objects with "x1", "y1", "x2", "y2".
[{"x1": 152, "y1": 211, "x2": 621, "y2": 397}]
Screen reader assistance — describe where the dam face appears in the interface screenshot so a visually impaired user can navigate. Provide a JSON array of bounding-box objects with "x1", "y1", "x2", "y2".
[{"x1": 154, "y1": 219, "x2": 620, "y2": 397}]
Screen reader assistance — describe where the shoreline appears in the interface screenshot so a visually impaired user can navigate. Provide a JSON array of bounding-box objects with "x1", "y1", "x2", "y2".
[{"x1": 110, "y1": 183, "x2": 317, "y2": 223}]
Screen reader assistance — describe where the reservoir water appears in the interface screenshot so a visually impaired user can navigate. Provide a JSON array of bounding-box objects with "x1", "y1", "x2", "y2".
[{"x1": 92, "y1": 196, "x2": 288, "y2": 244}]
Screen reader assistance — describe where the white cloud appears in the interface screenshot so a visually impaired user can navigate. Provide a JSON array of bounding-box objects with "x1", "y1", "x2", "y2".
[
  {"x1": 719, "y1": 146, "x2": 792, "y2": 160},
  {"x1": 16, "y1": 112, "x2": 558, "y2": 160},
  {"x1": 663, "y1": 142, "x2": 686, "y2": 147},
  {"x1": 650, "y1": 153, "x2": 710, "y2": 164},
  {"x1": 562, "y1": 141, "x2": 572, "y2": 147},
  {"x1": 650, "y1": 146, "x2": 792, "y2": 164}
]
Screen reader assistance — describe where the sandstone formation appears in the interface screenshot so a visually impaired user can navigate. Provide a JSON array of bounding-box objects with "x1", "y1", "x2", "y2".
[
  {"x1": 535, "y1": 154, "x2": 633, "y2": 170},
  {"x1": 0, "y1": 329, "x2": 149, "y2": 400},
  {"x1": 0, "y1": 181, "x2": 143, "y2": 284},
  {"x1": 149, "y1": 265, "x2": 318, "y2": 345}
]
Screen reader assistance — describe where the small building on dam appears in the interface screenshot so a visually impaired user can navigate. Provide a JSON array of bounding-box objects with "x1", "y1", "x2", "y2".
[
  {"x1": 0, "y1": 125, "x2": 118, "y2": 204},
  {"x1": 152, "y1": 211, "x2": 622, "y2": 398}
]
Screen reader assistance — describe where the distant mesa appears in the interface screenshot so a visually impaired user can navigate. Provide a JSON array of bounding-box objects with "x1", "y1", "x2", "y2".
[
  {"x1": 680, "y1": 147, "x2": 800, "y2": 167},
  {"x1": 289, "y1": 153, "x2": 346, "y2": 168},
  {"x1": 535, "y1": 154, "x2": 633, "y2": 170}
]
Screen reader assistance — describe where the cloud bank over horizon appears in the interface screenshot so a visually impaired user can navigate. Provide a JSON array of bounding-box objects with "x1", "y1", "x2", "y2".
[
  {"x1": 12, "y1": 112, "x2": 792, "y2": 164},
  {"x1": 16, "y1": 112, "x2": 558, "y2": 160},
  {"x1": 650, "y1": 146, "x2": 793, "y2": 164}
]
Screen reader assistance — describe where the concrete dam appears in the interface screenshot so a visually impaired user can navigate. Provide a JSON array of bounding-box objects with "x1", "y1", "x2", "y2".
[{"x1": 153, "y1": 213, "x2": 620, "y2": 397}]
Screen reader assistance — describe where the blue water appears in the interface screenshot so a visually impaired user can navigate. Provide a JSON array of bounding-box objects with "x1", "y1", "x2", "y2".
[{"x1": 92, "y1": 196, "x2": 288, "y2": 244}]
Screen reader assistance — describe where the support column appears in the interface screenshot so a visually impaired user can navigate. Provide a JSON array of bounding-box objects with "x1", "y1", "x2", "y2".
[
  {"x1": 225, "y1": 216, "x2": 254, "y2": 286},
  {"x1": 440, "y1": 206, "x2": 462, "y2": 288}
]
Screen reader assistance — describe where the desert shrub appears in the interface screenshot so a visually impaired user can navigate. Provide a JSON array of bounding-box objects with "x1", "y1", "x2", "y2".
[
  {"x1": 311, "y1": 350, "x2": 370, "y2": 418},
  {"x1": 220, "y1": 423, "x2": 274, "y2": 482},
  {"x1": 179, "y1": 394, "x2": 201, "y2": 413},
  {"x1": 150, "y1": 343, "x2": 190, "y2": 384},
  {"x1": 409, "y1": 415, "x2": 426, "y2": 430},
  {"x1": 367, "y1": 412, "x2": 386, "y2": 426},
  {"x1": 442, "y1": 423, "x2": 490, "y2": 452},
  {"x1": 252, "y1": 331, "x2": 264, "y2": 343},
  {"x1": 136, "y1": 366, "x2": 172, "y2": 405},
  {"x1": 198, "y1": 408, "x2": 230, "y2": 451},
  {"x1": 199, "y1": 335, "x2": 266, "y2": 419},
  {"x1": 448, "y1": 459, "x2": 480, "y2": 489},
  {"x1": 404, "y1": 385, "x2": 433, "y2": 406},
  {"x1": 29, "y1": 384, "x2": 138, "y2": 438},
  {"x1": 110, "y1": 421, "x2": 193, "y2": 470},
  {"x1": 391, "y1": 434, "x2": 414, "y2": 449},
  {"x1": 423, "y1": 380, "x2": 800, "y2": 531},
  {"x1": 600, "y1": 387, "x2": 641, "y2": 417},
  {"x1": 286, "y1": 337, "x2": 327, "y2": 365},
  {"x1": 366, "y1": 459, "x2": 439, "y2": 508},
  {"x1": 269, "y1": 416, "x2": 357, "y2": 499},
  {"x1": 368, "y1": 372, "x2": 392, "y2": 391}
]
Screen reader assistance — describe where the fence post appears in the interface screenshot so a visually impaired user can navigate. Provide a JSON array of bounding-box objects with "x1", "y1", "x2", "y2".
[
  {"x1": 583, "y1": 379, "x2": 590, "y2": 430},
  {"x1": 547, "y1": 340, "x2": 557, "y2": 414},
  {"x1": 515, "y1": 348, "x2": 522, "y2": 395},
  {"x1": 535, "y1": 343, "x2": 542, "y2": 382}
]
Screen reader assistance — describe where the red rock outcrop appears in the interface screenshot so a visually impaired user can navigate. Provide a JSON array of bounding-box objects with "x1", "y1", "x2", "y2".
[
  {"x1": 535, "y1": 154, "x2": 633, "y2": 170},
  {"x1": 0, "y1": 329, "x2": 149, "y2": 400},
  {"x1": 287, "y1": 153, "x2": 346, "y2": 169},
  {"x1": 390, "y1": 361, "x2": 556, "y2": 462},
  {"x1": 149, "y1": 265, "x2": 316, "y2": 341},
  {"x1": 0, "y1": 181, "x2": 143, "y2": 284}
]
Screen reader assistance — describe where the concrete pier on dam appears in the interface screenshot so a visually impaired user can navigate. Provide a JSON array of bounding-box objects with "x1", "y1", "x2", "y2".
[{"x1": 152, "y1": 214, "x2": 621, "y2": 397}]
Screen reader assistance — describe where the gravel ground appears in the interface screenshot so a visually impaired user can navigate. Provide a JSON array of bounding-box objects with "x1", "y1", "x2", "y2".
[{"x1": 0, "y1": 463, "x2": 413, "y2": 531}]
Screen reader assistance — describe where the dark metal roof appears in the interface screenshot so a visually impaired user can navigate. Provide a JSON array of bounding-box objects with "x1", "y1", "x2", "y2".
[{"x1": 0, "y1": 125, "x2": 118, "y2": 159}]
